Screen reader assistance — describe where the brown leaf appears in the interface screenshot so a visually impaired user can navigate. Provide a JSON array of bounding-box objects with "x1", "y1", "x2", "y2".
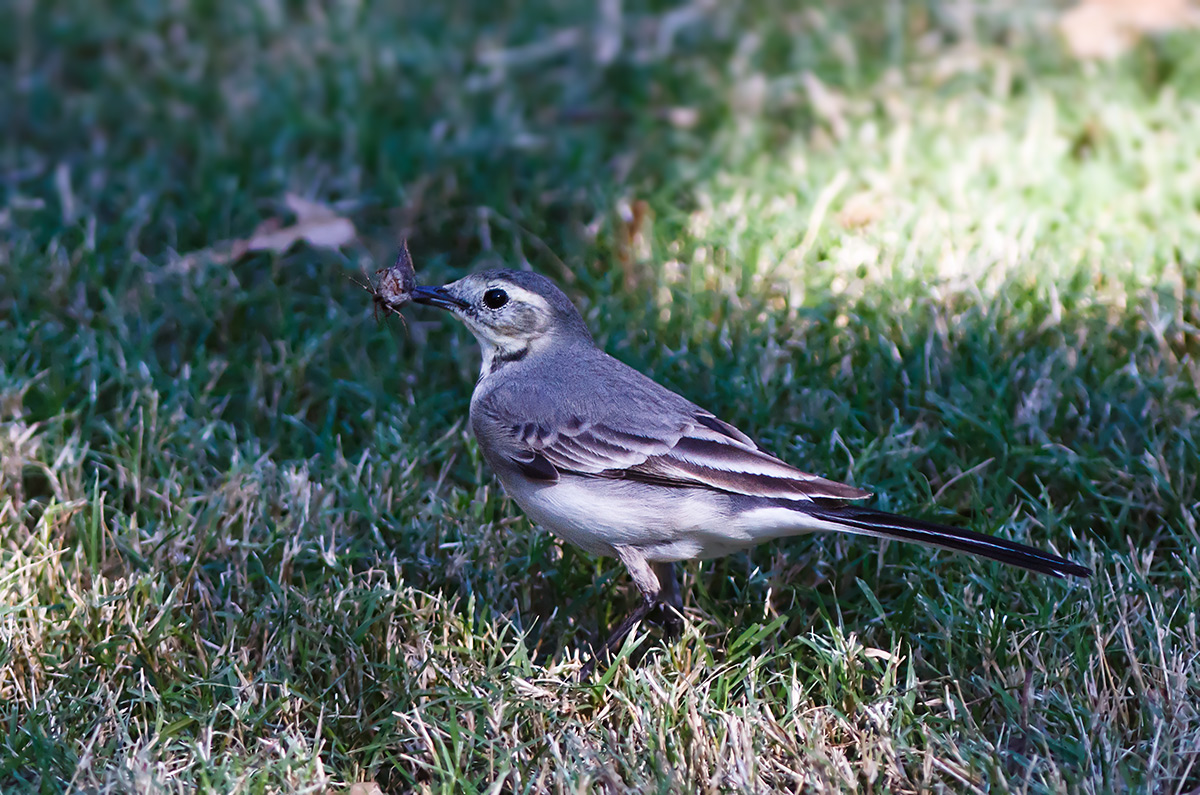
[
  {"x1": 1060, "y1": 0, "x2": 1199, "y2": 60},
  {"x1": 837, "y1": 190, "x2": 884, "y2": 230},
  {"x1": 168, "y1": 194, "x2": 358, "y2": 273},
  {"x1": 243, "y1": 193, "x2": 357, "y2": 254},
  {"x1": 341, "y1": 783, "x2": 383, "y2": 795}
]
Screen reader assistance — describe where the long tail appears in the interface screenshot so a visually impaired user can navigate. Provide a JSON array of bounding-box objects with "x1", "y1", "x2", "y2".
[{"x1": 801, "y1": 504, "x2": 1091, "y2": 579}]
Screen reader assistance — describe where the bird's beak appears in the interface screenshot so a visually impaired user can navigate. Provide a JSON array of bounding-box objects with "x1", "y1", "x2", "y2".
[{"x1": 411, "y1": 285, "x2": 469, "y2": 311}]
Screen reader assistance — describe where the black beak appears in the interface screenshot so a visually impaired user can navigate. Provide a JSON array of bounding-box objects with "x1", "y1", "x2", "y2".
[{"x1": 411, "y1": 285, "x2": 469, "y2": 310}]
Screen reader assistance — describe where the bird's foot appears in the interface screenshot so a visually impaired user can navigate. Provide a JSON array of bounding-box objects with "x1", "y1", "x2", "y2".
[
  {"x1": 578, "y1": 596, "x2": 657, "y2": 681},
  {"x1": 578, "y1": 597, "x2": 687, "y2": 681},
  {"x1": 650, "y1": 602, "x2": 684, "y2": 641}
]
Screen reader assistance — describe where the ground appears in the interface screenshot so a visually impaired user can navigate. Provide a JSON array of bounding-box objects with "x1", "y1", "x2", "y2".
[{"x1": 2, "y1": 0, "x2": 1199, "y2": 792}]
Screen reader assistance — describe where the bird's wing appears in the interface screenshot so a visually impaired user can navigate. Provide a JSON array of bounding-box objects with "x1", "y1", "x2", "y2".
[
  {"x1": 625, "y1": 424, "x2": 872, "y2": 501},
  {"x1": 475, "y1": 368, "x2": 870, "y2": 502}
]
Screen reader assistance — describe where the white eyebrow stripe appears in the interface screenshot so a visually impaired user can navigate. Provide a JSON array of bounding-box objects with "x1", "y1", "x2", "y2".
[{"x1": 500, "y1": 285, "x2": 553, "y2": 314}]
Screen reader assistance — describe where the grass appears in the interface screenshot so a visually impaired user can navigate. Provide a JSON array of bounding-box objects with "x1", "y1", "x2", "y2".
[{"x1": 2, "y1": 0, "x2": 1199, "y2": 791}]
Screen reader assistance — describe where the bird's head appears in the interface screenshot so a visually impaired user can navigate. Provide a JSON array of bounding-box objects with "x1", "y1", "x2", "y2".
[{"x1": 412, "y1": 269, "x2": 593, "y2": 371}]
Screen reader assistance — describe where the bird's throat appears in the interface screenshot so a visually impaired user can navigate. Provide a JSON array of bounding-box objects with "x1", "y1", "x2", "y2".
[{"x1": 481, "y1": 344, "x2": 529, "y2": 377}]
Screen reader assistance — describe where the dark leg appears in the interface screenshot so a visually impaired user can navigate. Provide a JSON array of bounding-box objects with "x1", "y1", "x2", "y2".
[
  {"x1": 650, "y1": 561, "x2": 684, "y2": 640},
  {"x1": 577, "y1": 595, "x2": 657, "y2": 680},
  {"x1": 579, "y1": 545, "x2": 662, "y2": 681}
]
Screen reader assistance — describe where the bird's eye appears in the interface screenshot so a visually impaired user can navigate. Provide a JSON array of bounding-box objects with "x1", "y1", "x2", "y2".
[{"x1": 483, "y1": 288, "x2": 509, "y2": 309}]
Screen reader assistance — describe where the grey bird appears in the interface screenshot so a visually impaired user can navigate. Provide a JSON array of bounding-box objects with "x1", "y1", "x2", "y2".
[{"x1": 405, "y1": 269, "x2": 1090, "y2": 673}]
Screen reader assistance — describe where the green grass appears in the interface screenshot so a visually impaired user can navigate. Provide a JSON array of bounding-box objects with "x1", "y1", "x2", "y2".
[{"x1": 3, "y1": 0, "x2": 1200, "y2": 791}]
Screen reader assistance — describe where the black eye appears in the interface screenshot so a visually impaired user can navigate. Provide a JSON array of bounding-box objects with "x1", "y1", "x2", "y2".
[{"x1": 483, "y1": 289, "x2": 509, "y2": 309}]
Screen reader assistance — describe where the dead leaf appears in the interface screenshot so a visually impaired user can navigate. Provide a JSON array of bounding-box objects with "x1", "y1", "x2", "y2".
[
  {"x1": 169, "y1": 193, "x2": 357, "y2": 273},
  {"x1": 837, "y1": 190, "x2": 884, "y2": 230},
  {"x1": 1060, "y1": 0, "x2": 1199, "y2": 59},
  {"x1": 240, "y1": 193, "x2": 357, "y2": 255},
  {"x1": 341, "y1": 783, "x2": 383, "y2": 795}
]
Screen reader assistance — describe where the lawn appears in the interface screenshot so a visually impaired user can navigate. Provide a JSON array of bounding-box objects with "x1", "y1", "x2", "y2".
[{"x1": 2, "y1": 0, "x2": 1199, "y2": 791}]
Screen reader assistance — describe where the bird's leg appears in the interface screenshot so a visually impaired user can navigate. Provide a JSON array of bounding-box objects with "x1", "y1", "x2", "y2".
[
  {"x1": 578, "y1": 546, "x2": 661, "y2": 681},
  {"x1": 577, "y1": 595, "x2": 658, "y2": 681},
  {"x1": 650, "y1": 561, "x2": 684, "y2": 640}
]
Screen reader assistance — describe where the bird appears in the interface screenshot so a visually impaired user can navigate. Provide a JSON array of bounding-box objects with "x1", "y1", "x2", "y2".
[{"x1": 403, "y1": 269, "x2": 1090, "y2": 675}]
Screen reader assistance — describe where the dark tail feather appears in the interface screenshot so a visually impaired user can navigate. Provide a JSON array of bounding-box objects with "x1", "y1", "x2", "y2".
[{"x1": 804, "y1": 505, "x2": 1091, "y2": 579}]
